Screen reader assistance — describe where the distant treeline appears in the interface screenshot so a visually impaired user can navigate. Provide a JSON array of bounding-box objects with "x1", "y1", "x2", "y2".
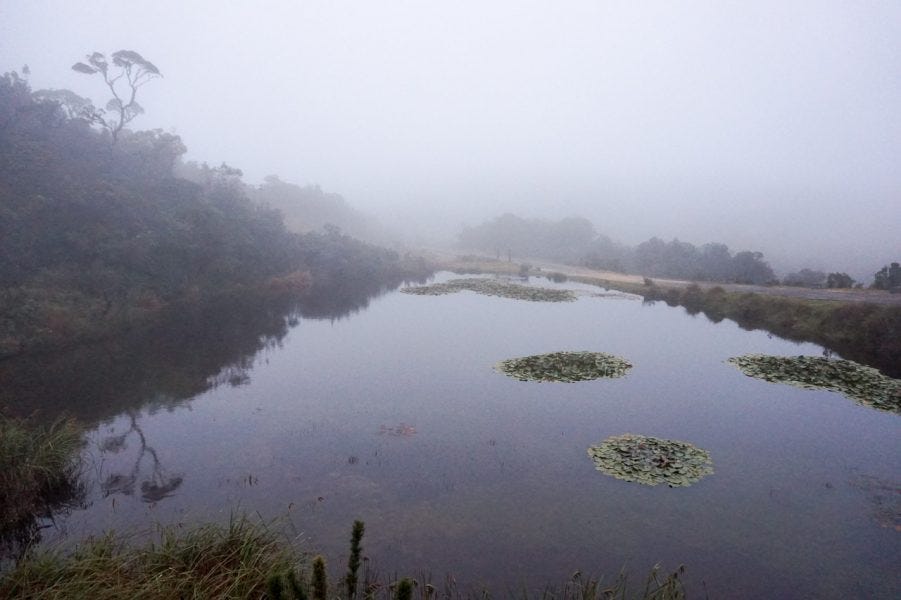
[
  {"x1": 458, "y1": 213, "x2": 776, "y2": 284},
  {"x1": 459, "y1": 213, "x2": 896, "y2": 288},
  {"x1": 0, "y1": 71, "x2": 430, "y2": 358}
]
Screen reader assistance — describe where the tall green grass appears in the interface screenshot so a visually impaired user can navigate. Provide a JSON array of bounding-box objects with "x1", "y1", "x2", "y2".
[
  {"x1": 0, "y1": 517, "x2": 300, "y2": 599},
  {"x1": 0, "y1": 415, "x2": 83, "y2": 536},
  {"x1": 1, "y1": 515, "x2": 688, "y2": 599}
]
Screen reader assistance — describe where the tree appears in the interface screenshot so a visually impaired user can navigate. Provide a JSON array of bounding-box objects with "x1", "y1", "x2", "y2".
[
  {"x1": 826, "y1": 272, "x2": 854, "y2": 288},
  {"x1": 31, "y1": 88, "x2": 95, "y2": 122},
  {"x1": 731, "y1": 251, "x2": 775, "y2": 285},
  {"x1": 872, "y1": 262, "x2": 901, "y2": 290},
  {"x1": 71, "y1": 50, "x2": 161, "y2": 144},
  {"x1": 783, "y1": 268, "x2": 826, "y2": 288}
]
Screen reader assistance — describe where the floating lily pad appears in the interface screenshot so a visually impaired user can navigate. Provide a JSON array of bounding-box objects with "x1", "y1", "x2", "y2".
[
  {"x1": 401, "y1": 278, "x2": 576, "y2": 302},
  {"x1": 727, "y1": 354, "x2": 901, "y2": 414},
  {"x1": 494, "y1": 351, "x2": 632, "y2": 382},
  {"x1": 588, "y1": 434, "x2": 714, "y2": 487}
]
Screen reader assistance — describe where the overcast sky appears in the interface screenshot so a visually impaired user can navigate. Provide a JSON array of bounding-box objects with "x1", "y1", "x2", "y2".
[{"x1": 2, "y1": 1, "x2": 899, "y2": 276}]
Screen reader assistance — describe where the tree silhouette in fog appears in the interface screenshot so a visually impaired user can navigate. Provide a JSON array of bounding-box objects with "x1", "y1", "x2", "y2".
[{"x1": 71, "y1": 50, "x2": 161, "y2": 144}]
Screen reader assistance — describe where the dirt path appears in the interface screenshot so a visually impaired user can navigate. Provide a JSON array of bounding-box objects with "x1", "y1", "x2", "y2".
[
  {"x1": 425, "y1": 250, "x2": 901, "y2": 306},
  {"x1": 536, "y1": 260, "x2": 901, "y2": 305}
]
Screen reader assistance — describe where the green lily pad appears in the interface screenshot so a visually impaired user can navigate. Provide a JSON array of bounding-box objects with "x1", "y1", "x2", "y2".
[
  {"x1": 588, "y1": 434, "x2": 714, "y2": 487},
  {"x1": 494, "y1": 351, "x2": 632, "y2": 382},
  {"x1": 727, "y1": 354, "x2": 901, "y2": 414},
  {"x1": 401, "y1": 278, "x2": 576, "y2": 302}
]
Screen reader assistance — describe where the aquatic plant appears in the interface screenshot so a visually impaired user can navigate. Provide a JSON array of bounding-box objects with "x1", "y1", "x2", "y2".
[
  {"x1": 727, "y1": 354, "x2": 901, "y2": 413},
  {"x1": 401, "y1": 278, "x2": 576, "y2": 302},
  {"x1": 587, "y1": 434, "x2": 714, "y2": 487},
  {"x1": 495, "y1": 351, "x2": 632, "y2": 382}
]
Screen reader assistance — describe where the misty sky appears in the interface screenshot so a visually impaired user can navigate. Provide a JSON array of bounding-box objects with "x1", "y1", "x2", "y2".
[{"x1": 2, "y1": 1, "x2": 899, "y2": 276}]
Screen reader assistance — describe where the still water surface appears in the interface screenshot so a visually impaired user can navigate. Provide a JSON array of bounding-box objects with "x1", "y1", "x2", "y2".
[{"x1": 4, "y1": 274, "x2": 899, "y2": 598}]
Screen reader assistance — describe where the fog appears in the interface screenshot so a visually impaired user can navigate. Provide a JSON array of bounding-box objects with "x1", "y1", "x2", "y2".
[{"x1": 2, "y1": 1, "x2": 899, "y2": 277}]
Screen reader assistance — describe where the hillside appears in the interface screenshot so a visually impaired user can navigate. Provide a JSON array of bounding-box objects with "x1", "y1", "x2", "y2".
[{"x1": 0, "y1": 71, "x2": 429, "y2": 357}]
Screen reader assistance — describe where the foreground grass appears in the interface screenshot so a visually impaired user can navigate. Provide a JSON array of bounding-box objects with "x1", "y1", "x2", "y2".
[
  {"x1": 0, "y1": 415, "x2": 82, "y2": 538},
  {"x1": 0, "y1": 518, "x2": 299, "y2": 600},
  {"x1": 1, "y1": 516, "x2": 687, "y2": 600}
]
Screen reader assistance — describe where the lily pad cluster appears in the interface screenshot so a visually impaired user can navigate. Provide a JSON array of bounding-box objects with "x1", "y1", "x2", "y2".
[
  {"x1": 587, "y1": 434, "x2": 714, "y2": 487},
  {"x1": 401, "y1": 278, "x2": 576, "y2": 302},
  {"x1": 494, "y1": 351, "x2": 632, "y2": 382},
  {"x1": 727, "y1": 354, "x2": 901, "y2": 413}
]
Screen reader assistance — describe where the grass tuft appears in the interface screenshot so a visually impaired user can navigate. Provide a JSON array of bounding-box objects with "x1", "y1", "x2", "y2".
[
  {"x1": 0, "y1": 414, "x2": 83, "y2": 540},
  {"x1": 0, "y1": 516, "x2": 300, "y2": 599}
]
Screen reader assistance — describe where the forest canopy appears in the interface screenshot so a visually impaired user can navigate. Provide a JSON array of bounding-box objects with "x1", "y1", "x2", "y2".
[{"x1": 0, "y1": 71, "x2": 428, "y2": 358}]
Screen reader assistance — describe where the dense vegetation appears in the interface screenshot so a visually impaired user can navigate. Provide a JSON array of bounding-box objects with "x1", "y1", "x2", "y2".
[
  {"x1": 778, "y1": 268, "x2": 863, "y2": 289},
  {"x1": 0, "y1": 71, "x2": 429, "y2": 358},
  {"x1": 458, "y1": 214, "x2": 777, "y2": 284}
]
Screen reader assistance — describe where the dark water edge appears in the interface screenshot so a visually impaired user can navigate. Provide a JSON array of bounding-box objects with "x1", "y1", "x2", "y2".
[
  {"x1": 593, "y1": 279, "x2": 901, "y2": 379},
  {"x1": 0, "y1": 277, "x2": 422, "y2": 425}
]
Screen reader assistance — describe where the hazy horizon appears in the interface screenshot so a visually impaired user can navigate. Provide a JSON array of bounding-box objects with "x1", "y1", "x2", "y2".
[{"x1": 2, "y1": 1, "x2": 898, "y2": 278}]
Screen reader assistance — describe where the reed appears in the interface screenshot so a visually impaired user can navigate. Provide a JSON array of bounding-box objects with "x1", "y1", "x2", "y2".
[{"x1": 0, "y1": 414, "x2": 83, "y2": 535}]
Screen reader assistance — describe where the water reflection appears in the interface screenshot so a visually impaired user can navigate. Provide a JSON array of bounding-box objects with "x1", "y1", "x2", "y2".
[
  {"x1": 4, "y1": 273, "x2": 897, "y2": 597},
  {"x1": 99, "y1": 412, "x2": 184, "y2": 504},
  {"x1": 0, "y1": 278, "x2": 414, "y2": 561},
  {"x1": 0, "y1": 278, "x2": 415, "y2": 425}
]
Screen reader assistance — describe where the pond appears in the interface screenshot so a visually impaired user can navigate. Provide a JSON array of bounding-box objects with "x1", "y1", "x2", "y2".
[{"x1": 2, "y1": 273, "x2": 899, "y2": 598}]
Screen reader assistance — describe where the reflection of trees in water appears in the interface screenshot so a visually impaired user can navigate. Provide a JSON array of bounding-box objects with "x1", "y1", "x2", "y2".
[
  {"x1": 296, "y1": 275, "x2": 427, "y2": 321},
  {"x1": 0, "y1": 275, "x2": 426, "y2": 560},
  {"x1": 0, "y1": 277, "x2": 415, "y2": 426},
  {"x1": 99, "y1": 412, "x2": 183, "y2": 504}
]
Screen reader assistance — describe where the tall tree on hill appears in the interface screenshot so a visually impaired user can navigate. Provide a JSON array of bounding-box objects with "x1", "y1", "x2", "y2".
[{"x1": 71, "y1": 50, "x2": 161, "y2": 144}]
